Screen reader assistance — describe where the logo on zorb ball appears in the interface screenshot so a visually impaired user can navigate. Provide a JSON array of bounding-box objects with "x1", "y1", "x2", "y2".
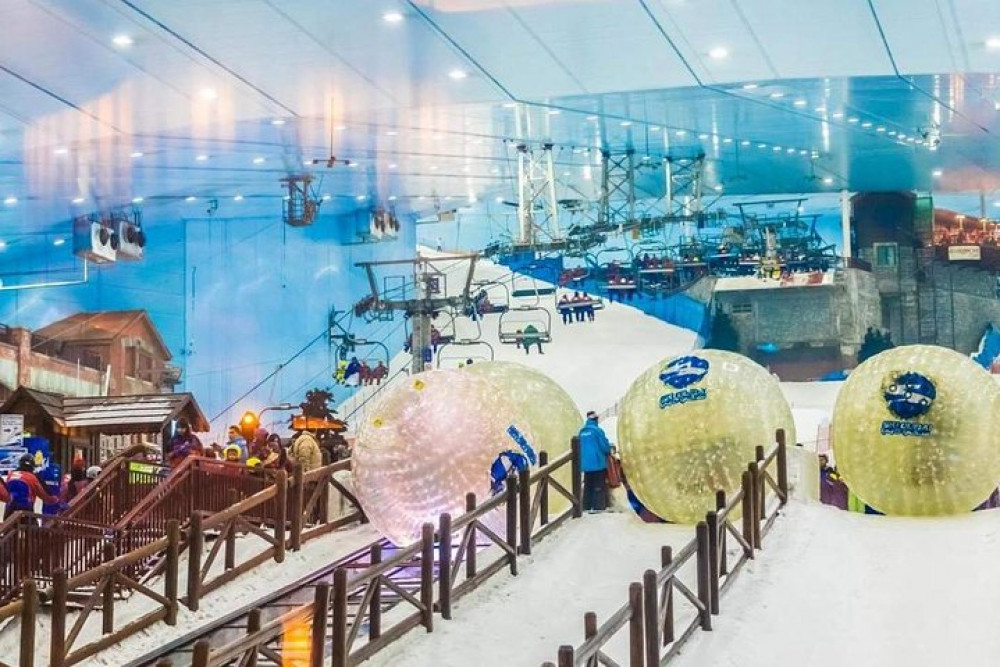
[
  {"x1": 659, "y1": 356, "x2": 709, "y2": 409},
  {"x1": 880, "y1": 372, "x2": 935, "y2": 436}
]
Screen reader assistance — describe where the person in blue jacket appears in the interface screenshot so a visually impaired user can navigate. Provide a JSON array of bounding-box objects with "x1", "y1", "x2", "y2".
[{"x1": 578, "y1": 411, "x2": 612, "y2": 512}]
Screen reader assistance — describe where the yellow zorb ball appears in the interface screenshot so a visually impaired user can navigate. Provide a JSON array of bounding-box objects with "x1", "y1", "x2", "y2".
[
  {"x1": 353, "y1": 369, "x2": 536, "y2": 546},
  {"x1": 465, "y1": 361, "x2": 579, "y2": 511},
  {"x1": 618, "y1": 350, "x2": 795, "y2": 523},
  {"x1": 832, "y1": 345, "x2": 1000, "y2": 516}
]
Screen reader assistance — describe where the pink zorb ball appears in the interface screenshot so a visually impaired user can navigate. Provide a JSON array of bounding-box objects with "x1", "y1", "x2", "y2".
[{"x1": 353, "y1": 369, "x2": 535, "y2": 546}]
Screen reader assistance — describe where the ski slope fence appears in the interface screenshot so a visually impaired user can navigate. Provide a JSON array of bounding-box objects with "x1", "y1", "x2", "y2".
[{"x1": 544, "y1": 430, "x2": 789, "y2": 667}]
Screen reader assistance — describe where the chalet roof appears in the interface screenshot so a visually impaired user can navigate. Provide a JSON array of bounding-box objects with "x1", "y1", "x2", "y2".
[
  {"x1": 0, "y1": 388, "x2": 208, "y2": 434},
  {"x1": 33, "y1": 310, "x2": 172, "y2": 361}
]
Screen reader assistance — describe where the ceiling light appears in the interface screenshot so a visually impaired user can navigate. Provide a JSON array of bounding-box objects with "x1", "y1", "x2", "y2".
[
  {"x1": 200, "y1": 88, "x2": 218, "y2": 101},
  {"x1": 620, "y1": 120, "x2": 632, "y2": 127},
  {"x1": 72, "y1": 197, "x2": 85, "y2": 204},
  {"x1": 430, "y1": 165, "x2": 439, "y2": 171},
  {"x1": 832, "y1": 112, "x2": 844, "y2": 119},
  {"x1": 53, "y1": 238, "x2": 65, "y2": 247},
  {"x1": 386, "y1": 130, "x2": 398, "y2": 136},
  {"x1": 233, "y1": 195, "x2": 243, "y2": 201},
  {"x1": 53, "y1": 147, "x2": 68, "y2": 156},
  {"x1": 861, "y1": 121, "x2": 873, "y2": 128},
  {"x1": 388, "y1": 163, "x2": 398, "y2": 169},
  {"x1": 769, "y1": 92, "x2": 785, "y2": 99},
  {"x1": 462, "y1": 166, "x2": 471, "y2": 173},
  {"x1": 0, "y1": 241, "x2": 6, "y2": 250},
  {"x1": 698, "y1": 133, "x2": 709, "y2": 139},
  {"x1": 132, "y1": 196, "x2": 143, "y2": 203},
  {"x1": 448, "y1": 69, "x2": 468, "y2": 80},
  {"x1": 491, "y1": 167, "x2": 500, "y2": 174},
  {"x1": 356, "y1": 195, "x2": 366, "y2": 201},
  {"x1": 112, "y1": 34, "x2": 133, "y2": 48},
  {"x1": 713, "y1": 185, "x2": 723, "y2": 192},
  {"x1": 185, "y1": 196, "x2": 196, "y2": 202},
  {"x1": 252, "y1": 157, "x2": 265, "y2": 164},
  {"x1": 876, "y1": 126, "x2": 886, "y2": 133},
  {"x1": 815, "y1": 106, "x2": 827, "y2": 113},
  {"x1": 650, "y1": 126, "x2": 661, "y2": 132},
  {"x1": 3, "y1": 197, "x2": 16, "y2": 205},
  {"x1": 793, "y1": 99, "x2": 807, "y2": 107},
  {"x1": 888, "y1": 130, "x2": 897, "y2": 136},
  {"x1": 503, "y1": 103, "x2": 518, "y2": 109},
  {"x1": 322, "y1": 194, "x2": 332, "y2": 201},
  {"x1": 723, "y1": 137, "x2": 733, "y2": 143},
  {"x1": 131, "y1": 151, "x2": 143, "y2": 158},
  {"x1": 349, "y1": 162, "x2": 359, "y2": 167},
  {"x1": 848, "y1": 116, "x2": 860, "y2": 123},
  {"x1": 987, "y1": 37, "x2": 1000, "y2": 50},
  {"x1": 823, "y1": 177, "x2": 834, "y2": 185},
  {"x1": 742, "y1": 83, "x2": 758, "y2": 90},
  {"x1": 383, "y1": 10, "x2": 404, "y2": 23},
  {"x1": 675, "y1": 130, "x2": 687, "y2": 137},
  {"x1": 335, "y1": 125, "x2": 347, "y2": 131},
  {"x1": 444, "y1": 196, "x2": 453, "y2": 201},
  {"x1": 773, "y1": 146, "x2": 782, "y2": 152},
  {"x1": 757, "y1": 143, "x2": 767, "y2": 148},
  {"x1": 563, "y1": 171, "x2": 571, "y2": 176},
  {"x1": 195, "y1": 154, "x2": 209, "y2": 162},
  {"x1": 389, "y1": 195, "x2": 398, "y2": 201},
  {"x1": 547, "y1": 110, "x2": 561, "y2": 116},
  {"x1": 708, "y1": 47, "x2": 729, "y2": 59},
  {"x1": 495, "y1": 196, "x2": 504, "y2": 203},
  {"x1": 932, "y1": 169, "x2": 943, "y2": 177},
  {"x1": 799, "y1": 149, "x2": 808, "y2": 155},
  {"x1": 898, "y1": 133, "x2": 907, "y2": 139},
  {"x1": 271, "y1": 119, "x2": 286, "y2": 126},
  {"x1": 586, "y1": 115, "x2": 599, "y2": 121},
  {"x1": 786, "y1": 148, "x2": 796, "y2": 154}
]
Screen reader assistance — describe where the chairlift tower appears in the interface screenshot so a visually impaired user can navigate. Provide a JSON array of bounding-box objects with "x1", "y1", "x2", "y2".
[
  {"x1": 598, "y1": 149, "x2": 637, "y2": 230},
  {"x1": 512, "y1": 104, "x2": 562, "y2": 248},
  {"x1": 665, "y1": 152, "x2": 706, "y2": 241},
  {"x1": 356, "y1": 254, "x2": 479, "y2": 374}
]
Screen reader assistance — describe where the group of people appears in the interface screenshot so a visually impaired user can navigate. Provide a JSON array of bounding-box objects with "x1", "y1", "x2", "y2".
[
  {"x1": 335, "y1": 357, "x2": 389, "y2": 387},
  {"x1": 557, "y1": 292, "x2": 598, "y2": 324},
  {"x1": 1, "y1": 454, "x2": 102, "y2": 521}
]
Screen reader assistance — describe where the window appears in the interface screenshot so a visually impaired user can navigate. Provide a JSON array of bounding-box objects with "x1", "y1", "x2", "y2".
[
  {"x1": 731, "y1": 303, "x2": 753, "y2": 314},
  {"x1": 874, "y1": 243, "x2": 898, "y2": 268}
]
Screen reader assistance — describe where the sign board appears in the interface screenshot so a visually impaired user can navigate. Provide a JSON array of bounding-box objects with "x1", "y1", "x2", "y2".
[
  {"x1": 948, "y1": 245, "x2": 981, "y2": 261},
  {"x1": 0, "y1": 414, "x2": 23, "y2": 447}
]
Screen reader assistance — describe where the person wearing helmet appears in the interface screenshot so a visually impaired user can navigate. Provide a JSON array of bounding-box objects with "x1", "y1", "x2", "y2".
[
  {"x1": 86, "y1": 466, "x2": 102, "y2": 480},
  {"x1": 222, "y1": 444, "x2": 243, "y2": 464},
  {"x1": 5, "y1": 455, "x2": 60, "y2": 520}
]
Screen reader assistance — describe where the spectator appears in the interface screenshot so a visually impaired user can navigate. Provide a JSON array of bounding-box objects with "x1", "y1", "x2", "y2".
[
  {"x1": 251, "y1": 427, "x2": 270, "y2": 460},
  {"x1": 226, "y1": 425, "x2": 248, "y2": 461},
  {"x1": 522, "y1": 324, "x2": 544, "y2": 355},
  {"x1": 61, "y1": 465, "x2": 90, "y2": 503},
  {"x1": 222, "y1": 444, "x2": 243, "y2": 464},
  {"x1": 578, "y1": 411, "x2": 612, "y2": 512},
  {"x1": 167, "y1": 419, "x2": 204, "y2": 468},
  {"x1": 4, "y1": 455, "x2": 60, "y2": 520},
  {"x1": 262, "y1": 434, "x2": 289, "y2": 470},
  {"x1": 289, "y1": 430, "x2": 323, "y2": 473},
  {"x1": 558, "y1": 295, "x2": 573, "y2": 325}
]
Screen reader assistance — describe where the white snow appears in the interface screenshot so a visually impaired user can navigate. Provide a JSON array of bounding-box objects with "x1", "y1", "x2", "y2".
[{"x1": 670, "y1": 502, "x2": 1000, "y2": 667}]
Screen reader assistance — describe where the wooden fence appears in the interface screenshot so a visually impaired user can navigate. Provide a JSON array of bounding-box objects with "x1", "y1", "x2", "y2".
[
  {"x1": 546, "y1": 430, "x2": 789, "y2": 667},
  {"x1": 1, "y1": 458, "x2": 366, "y2": 667},
  {"x1": 186, "y1": 439, "x2": 583, "y2": 667}
]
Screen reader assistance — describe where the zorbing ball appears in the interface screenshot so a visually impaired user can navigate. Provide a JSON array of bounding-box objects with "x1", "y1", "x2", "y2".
[
  {"x1": 618, "y1": 350, "x2": 795, "y2": 523},
  {"x1": 832, "y1": 345, "x2": 1000, "y2": 516},
  {"x1": 353, "y1": 369, "x2": 536, "y2": 546},
  {"x1": 466, "y1": 361, "x2": 579, "y2": 511}
]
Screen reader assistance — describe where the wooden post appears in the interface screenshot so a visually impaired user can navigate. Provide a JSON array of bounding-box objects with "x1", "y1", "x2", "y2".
[
  {"x1": 275, "y1": 470, "x2": 287, "y2": 563},
  {"x1": 584, "y1": 611, "x2": 597, "y2": 643},
  {"x1": 465, "y1": 493, "x2": 477, "y2": 579},
  {"x1": 331, "y1": 568, "x2": 348, "y2": 666},
  {"x1": 310, "y1": 583, "x2": 330, "y2": 667},
  {"x1": 50, "y1": 569, "x2": 68, "y2": 667},
  {"x1": 661, "y1": 547, "x2": 674, "y2": 645},
  {"x1": 743, "y1": 465, "x2": 758, "y2": 553},
  {"x1": 246, "y1": 608, "x2": 261, "y2": 667},
  {"x1": 319, "y1": 475, "x2": 331, "y2": 525},
  {"x1": 628, "y1": 582, "x2": 644, "y2": 667},
  {"x1": 225, "y1": 489, "x2": 239, "y2": 571},
  {"x1": 20, "y1": 578, "x2": 37, "y2": 667},
  {"x1": 716, "y1": 492, "x2": 729, "y2": 579},
  {"x1": 165, "y1": 519, "x2": 180, "y2": 626},
  {"x1": 755, "y1": 445, "x2": 766, "y2": 523},
  {"x1": 438, "y1": 513, "x2": 453, "y2": 620},
  {"x1": 369, "y1": 544, "x2": 382, "y2": 640},
  {"x1": 706, "y1": 511, "x2": 720, "y2": 615},
  {"x1": 776, "y1": 429, "x2": 789, "y2": 505},
  {"x1": 751, "y1": 462, "x2": 762, "y2": 550},
  {"x1": 695, "y1": 522, "x2": 712, "y2": 631},
  {"x1": 291, "y1": 464, "x2": 304, "y2": 551},
  {"x1": 505, "y1": 476, "x2": 519, "y2": 575},
  {"x1": 518, "y1": 468, "x2": 531, "y2": 555},
  {"x1": 538, "y1": 451, "x2": 550, "y2": 525},
  {"x1": 557, "y1": 646, "x2": 574, "y2": 667},
  {"x1": 187, "y1": 512, "x2": 204, "y2": 610},
  {"x1": 420, "y1": 523, "x2": 435, "y2": 632},
  {"x1": 570, "y1": 437, "x2": 582, "y2": 518},
  {"x1": 102, "y1": 541, "x2": 116, "y2": 634},
  {"x1": 642, "y1": 569, "x2": 659, "y2": 667},
  {"x1": 192, "y1": 639, "x2": 210, "y2": 667}
]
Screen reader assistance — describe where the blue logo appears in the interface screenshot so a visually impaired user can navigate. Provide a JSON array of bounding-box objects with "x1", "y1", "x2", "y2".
[
  {"x1": 659, "y1": 356, "x2": 710, "y2": 390},
  {"x1": 489, "y1": 425, "x2": 537, "y2": 496},
  {"x1": 883, "y1": 372, "x2": 936, "y2": 419}
]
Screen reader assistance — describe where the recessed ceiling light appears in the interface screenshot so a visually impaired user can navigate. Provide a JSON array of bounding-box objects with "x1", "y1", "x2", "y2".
[
  {"x1": 356, "y1": 195, "x2": 366, "y2": 201},
  {"x1": 563, "y1": 171, "x2": 571, "y2": 176},
  {"x1": 787, "y1": 148, "x2": 796, "y2": 153},
  {"x1": 462, "y1": 166, "x2": 471, "y2": 173},
  {"x1": 987, "y1": 36, "x2": 1000, "y2": 50},
  {"x1": 3, "y1": 197, "x2": 17, "y2": 205},
  {"x1": 742, "y1": 83, "x2": 758, "y2": 90},
  {"x1": 815, "y1": 106, "x2": 827, "y2": 113},
  {"x1": 53, "y1": 238, "x2": 65, "y2": 247},
  {"x1": 383, "y1": 10, "x2": 404, "y2": 23},
  {"x1": 495, "y1": 196, "x2": 504, "y2": 203},
  {"x1": 185, "y1": 196, "x2": 196, "y2": 202},
  {"x1": 586, "y1": 115, "x2": 599, "y2": 121},
  {"x1": 650, "y1": 126, "x2": 661, "y2": 132},
  {"x1": 898, "y1": 133, "x2": 907, "y2": 139},
  {"x1": 741, "y1": 140, "x2": 751, "y2": 146},
  {"x1": 388, "y1": 163, "x2": 398, "y2": 169},
  {"x1": 195, "y1": 154, "x2": 209, "y2": 162},
  {"x1": 932, "y1": 169, "x2": 943, "y2": 177},
  {"x1": 430, "y1": 165, "x2": 438, "y2": 171},
  {"x1": 793, "y1": 99, "x2": 807, "y2": 107},
  {"x1": 349, "y1": 162, "x2": 359, "y2": 168},
  {"x1": 200, "y1": 88, "x2": 218, "y2": 101},
  {"x1": 386, "y1": 130, "x2": 398, "y2": 136},
  {"x1": 823, "y1": 177, "x2": 834, "y2": 185},
  {"x1": 322, "y1": 194, "x2": 332, "y2": 201},
  {"x1": 723, "y1": 137, "x2": 733, "y2": 143},
  {"x1": 675, "y1": 130, "x2": 687, "y2": 137},
  {"x1": 388, "y1": 195, "x2": 398, "y2": 201},
  {"x1": 132, "y1": 197, "x2": 143, "y2": 203},
  {"x1": 757, "y1": 143, "x2": 767, "y2": 149},
  {"x1": 620, "y1": 120, "x2": 632, "y2": 127},
  {"x1": 448, "y1": 69, "x2": 468, "y2": 80},
  {"x1": 888, "y1": 130, "x2": 897, "y2": 136},
  {"x1": 491, "y1": 167, "x2": 500, "y2": 174},
  {"x1": 0, "y1": 241, "x2": 6, "y2": 250},
  {"x1": 112, "y1": 35, "x2": 133, "y2": 48},
  {"x1": 131, "y1": 151, "x2": 143, "y2": 158},
  {"x1": 444, "y1": 196, "x2": 453, "y2": 201},
  {"x1": 503, "y1": 103, "x2": 518, "y2": 109},
  {"x1": 253, "y1": 157, "x2": 265, "y2": 164},
  {"x1": 708, "y1": 47, "x2": 729, "y2": 60},
  {"x1": 234, "y1": 195, "x2": 243, "y2": 201},
  {"x1": 876, "y1": 126, "x2": 887, "y2": 133},
  {"x1": 53, "y1": 147, "x2": 68, "y2": 156},
  {"x1": 799, "y1": 149, "x2": 808, "y2": 155},
  {"x1": 861, "y1": 121, "x2": 873, "y2": 128},
  {"x1": 335, "y1": 125, "x2": 347, "y2": 131},
  {"x1": 271, "y1": 119, "x2": 286, "y2": 126},
  {"x1": 72, "y1": 197, "x2": 85, "y2": 204},
  {"x1": 832, "y1": 112, "x2": 844, "y2": 119},
  {"x1": 773, "y1": 146, "x2": 782, "y2": 152},
  {"x1": 769, "y1": 92, "x2": 785, "y2": 99},
  {"x1": 713, "y1": 184, "x2": 723, "y2": 192},
  {"x1": 698, "y1": 133, "x2": 709, "y2": 139},
  {"x1": 548, "y1": 110, "x2": 561, "y2": 116},
  {"x1": 848, "y1": 117, "x2": 860, "y2": 123}
]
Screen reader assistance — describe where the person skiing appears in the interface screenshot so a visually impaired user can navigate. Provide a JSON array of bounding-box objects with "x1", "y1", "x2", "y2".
[
  {"x1": 578, "y1": 411, "x2": 612, "y2": 512},
  {"x1": 4, "y1": 455, "x2": 60, "y2": 520}
]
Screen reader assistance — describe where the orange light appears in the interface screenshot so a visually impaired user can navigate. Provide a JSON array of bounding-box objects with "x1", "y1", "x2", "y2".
[{"x1": 239, "y1": 411, "x2": 260, "y2": 440}]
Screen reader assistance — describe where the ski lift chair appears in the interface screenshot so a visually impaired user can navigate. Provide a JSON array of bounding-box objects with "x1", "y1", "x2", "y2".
[
  {"x1": 436, "y1": 340, "x2": 497, "y2": 368},
  {"x1": 498, "y1": 307, "x2": 553, "y2": 345}
]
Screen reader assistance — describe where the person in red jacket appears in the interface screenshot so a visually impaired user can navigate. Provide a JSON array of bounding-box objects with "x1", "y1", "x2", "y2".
[{"x1": 5, "y1": 455, "x2": 60, "y2": 520}]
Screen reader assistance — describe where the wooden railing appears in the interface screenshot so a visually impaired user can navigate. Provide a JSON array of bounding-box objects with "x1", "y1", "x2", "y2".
[
  {"x1": 63, "y1": 457, "x2": 168, "y2": 526},
  {"x1": 1, "y1": 459, "x2": 367, "y2": 667},
  {"x1": 188, "y1": 440, "x2": 583, "y2": 667},
  {"x1": 546, "y1": 430, "x2": 789, "y2": 667}
]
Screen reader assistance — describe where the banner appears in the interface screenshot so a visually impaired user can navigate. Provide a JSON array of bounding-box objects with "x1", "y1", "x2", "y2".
[
  {"x1": 0, "y1": 414, "x2": 23, "y2": 447},
  {"x1": 948, "y1": 245, "x2": 981, "y2": 261}
]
